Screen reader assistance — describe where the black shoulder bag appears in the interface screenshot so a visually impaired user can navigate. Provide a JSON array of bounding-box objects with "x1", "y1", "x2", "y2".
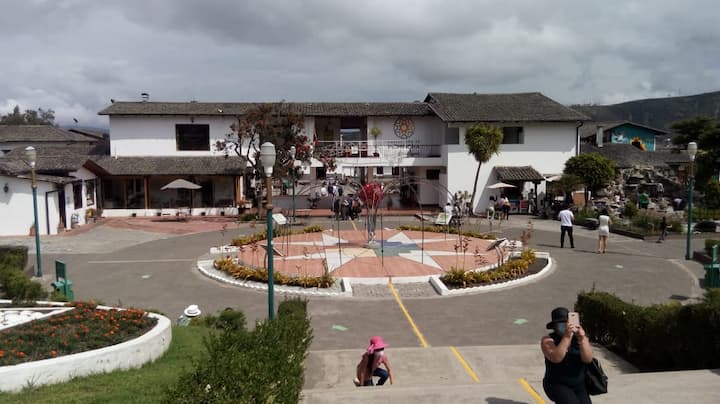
[{"x1": 585, "y1": 358, "x2": 608, "y2": 395}]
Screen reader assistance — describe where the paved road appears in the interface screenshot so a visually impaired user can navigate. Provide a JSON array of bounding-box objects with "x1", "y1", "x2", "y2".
[{"x1": 5, "y1": 216, "x2": 704, "y2": 350}]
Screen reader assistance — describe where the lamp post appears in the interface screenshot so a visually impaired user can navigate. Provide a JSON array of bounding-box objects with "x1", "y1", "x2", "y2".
[
  {"x1": 289, "y1": 145, "x2": 296, "y2": 225},
  {"x1": 24, "y1": 146, "x2": 42, "y2": 277},
  {"x1": 259, "y1": 142, "x2": 277, "y2": 319},
  {"x1": 685, "y1": 141, "x2": 698, "y2": 260}
]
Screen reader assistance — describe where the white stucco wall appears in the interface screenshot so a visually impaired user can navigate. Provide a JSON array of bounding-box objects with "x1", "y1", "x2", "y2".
[
  {"x1": 367, "y1": 116, "x2": 445, "y2": 146},
  {"x1": 446, "y1": 123, "x2": 577, "y2": 213},
  {"x1": 109, "y1": 115, "x2": 239, "y2": 156},
  {"x1": 0, "y1": 176, "x2": 61, "y2": 236}
]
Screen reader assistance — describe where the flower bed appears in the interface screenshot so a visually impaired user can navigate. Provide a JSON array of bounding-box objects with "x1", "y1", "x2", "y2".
[
  {"x1": 0, "y1": 302, "x2": 157, "y2": 366},
  {"x1": 440, "y1": 249, "x2": 538, "y2": 288},
  {"x1": 396, "y1": 224, "x2": 496, "y2": 239},
  {"x1": 213, "y1": 257, "x2": 334, "y2": 288},
  {"x1": 231, "y1": 225, "x2": 323, "y2": 246}
]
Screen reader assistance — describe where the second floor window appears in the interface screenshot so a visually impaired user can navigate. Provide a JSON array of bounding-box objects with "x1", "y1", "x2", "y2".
[
  {"x1": 176, "y1": 124, "x2": 210, "y2": 151},
  {"x1": 502, "y1": 127, "x2": 524, "y2": 144}
]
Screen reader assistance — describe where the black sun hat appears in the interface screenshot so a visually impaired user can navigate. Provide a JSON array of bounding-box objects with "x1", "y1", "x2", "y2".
[{"x1": 546, "y1": 307, "x2": 569, "y2": 329}]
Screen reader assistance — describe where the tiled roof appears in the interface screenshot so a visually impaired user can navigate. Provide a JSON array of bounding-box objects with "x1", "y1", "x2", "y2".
[
  {"x1": 494, "y1": 166, "x2": 545, "y2": 182},
  {"x1": 88, "y1": 156, "x2": 248, "y2": 176},
  {"x1": 424, "y1": 92, "x2": 589, "y2": 123},
  {"x1": 4, "y1": 144, "x2": 104, "y2": 173},
  {"x1": 98, "y1": 102, "x2": 432, "y2": 117},
  {"x1": 578, "y1": 121, "x2": 668, "y2": 139},
  {"x1": 0, "y1": 125, "x2": 99, "y2": 143},
  {"x1": 581, "y1": 143, "x2": 691, "y2": 168}
]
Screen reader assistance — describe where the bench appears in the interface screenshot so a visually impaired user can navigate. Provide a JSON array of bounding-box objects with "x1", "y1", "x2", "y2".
[
  {"x1": 51, "y1": 260, "x2": 74, "y2": 300},
  {"x1": 295, "y1": 209, "x2": 312, "y2": 218}
]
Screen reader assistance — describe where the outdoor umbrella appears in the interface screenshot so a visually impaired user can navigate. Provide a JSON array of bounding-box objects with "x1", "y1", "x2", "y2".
[
  {"x1": 161, "y1": 179, "x2": 202, "y2": 190},
  {"x1": 486, "y1": 182, "x2": 516, "y2": 189}
]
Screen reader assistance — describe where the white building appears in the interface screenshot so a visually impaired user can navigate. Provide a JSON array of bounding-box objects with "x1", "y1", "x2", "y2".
[{"x1": 94, "y1": 92, "x2": 586, "y2": 217}]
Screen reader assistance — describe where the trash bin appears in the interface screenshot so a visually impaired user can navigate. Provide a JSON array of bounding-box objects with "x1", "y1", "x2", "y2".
[
  {"x1": 705, "y1": 264, "x2": 720, "y2": 288},
  {"x1": 51, "y1": 260, "x2": 75, "y2": 301}
]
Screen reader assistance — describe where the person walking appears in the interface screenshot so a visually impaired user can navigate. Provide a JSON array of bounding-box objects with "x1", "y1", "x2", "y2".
[
  {"x1": 354, "y1": 336, "x2": 394, "y2": 387},
  {"x1": 638, "y1": 191, "x2": 650, "y2": 209},
  {"x1": 558, "y1": 205, "x2": 575, "y2": 248},
  {"x1": 657, "y1": 216, "x2": 669, "y2": 243},
  {"x1": 597, "y1": 209, "x2": 612, "y2": 253},
  {"x1": 541, "y1": 307, "x2": 594, "y2": 403},
  {"x1": 501, "y1": 195, "x2": 511, "y2": 220}
]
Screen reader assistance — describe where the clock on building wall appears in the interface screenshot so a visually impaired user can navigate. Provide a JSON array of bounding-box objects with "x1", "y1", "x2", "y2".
[{"x1": 393, "y1": 117, "x2": 415, "y2": 139}]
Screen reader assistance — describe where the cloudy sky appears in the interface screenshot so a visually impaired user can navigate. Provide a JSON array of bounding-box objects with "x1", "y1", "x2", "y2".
[{"x1": 1, "y1": 0, "x2": 719, "y2": 127}]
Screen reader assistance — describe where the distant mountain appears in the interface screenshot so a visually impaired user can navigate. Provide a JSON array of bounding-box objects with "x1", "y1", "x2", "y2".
[{"x1": 572, "y1": 90, "x2": 720, "y2": 130}]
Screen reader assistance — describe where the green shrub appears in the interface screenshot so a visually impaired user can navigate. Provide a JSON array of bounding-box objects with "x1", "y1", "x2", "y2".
[
  {"x1": 164, "y1": 300, "x2": 312, "y2": 404},
  {"x1": 191, "y1": 308, "x2": 248, "y2": 332},
  {"x1": 0, "y1": 246, "x2": 28, "y2": 270},
  {"x1": 0, "y1": 246, "x2": 47, "y2": 301},
  {"x1": 623, "y1": 201, "x2": 639, "y2": 218},
  {"x1": 706, "y1": 239, "x2": 720, "y2": 255},
  {"x1": 704, "y1": 180, "x2": 720, "y2": 209},
  {"x1": 302, "y1": 225, "x2": 324, "y2": 233},
  {"x1": 693, "y1": 208, "x2": 720, "y2": 221},
  {"x1": 238, "y1": 213, "x2": 259, "y2": 222},
  {"x1": 576, "y1": 290, "x2": 720, "y2": 370},
  {"x1": 213, "y1": 258, "x2": 335, "y2": 288}
]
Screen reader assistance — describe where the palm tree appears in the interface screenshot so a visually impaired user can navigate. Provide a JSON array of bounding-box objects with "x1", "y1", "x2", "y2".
[{"x1": 465, "y1": 124, "x2": 504, "y2": 213}]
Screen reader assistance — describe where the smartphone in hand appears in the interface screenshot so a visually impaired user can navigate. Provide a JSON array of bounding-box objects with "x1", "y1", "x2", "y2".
[{"x1": 568, "y1": 312, "x2": 580, "y2": 328}]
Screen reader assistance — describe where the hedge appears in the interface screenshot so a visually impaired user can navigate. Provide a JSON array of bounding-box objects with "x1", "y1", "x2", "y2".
[
  {"x1": 440, "y1": 249, "x2": 537, "y2": 287},
  {"x1": 575, "y1": 290, "x2": 720, "y2": 370},
  {"x1": 396, "y1": 224, "x2": 496, "y2": 240},
  {"x1": 0, "y1": 245, "x2": 47, "y2": 301},
  {"x1": 164, "y1": 299, "x2": 312, "y2": 403},
  {"x1": 706, "y1": 239, "x2": 720, "y2": 256},
  {"x1": 231, "y1": 225, "x2": 324, "y2": 246}
]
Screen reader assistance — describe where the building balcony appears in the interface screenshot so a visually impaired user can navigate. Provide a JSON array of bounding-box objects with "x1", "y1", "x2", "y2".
[{"x1": 315, "y1": 140, "x2": 442, "y2": 161}]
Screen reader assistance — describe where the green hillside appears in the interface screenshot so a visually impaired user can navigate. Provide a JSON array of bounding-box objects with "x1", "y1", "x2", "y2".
[{"x1": 572, "y1": 90, "x2": 720, "y2": 129}]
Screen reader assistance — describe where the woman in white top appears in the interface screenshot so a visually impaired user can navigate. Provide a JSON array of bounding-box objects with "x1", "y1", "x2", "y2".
[{"x1": 597, "y1": 208, "x2": 612, "y2": 253}]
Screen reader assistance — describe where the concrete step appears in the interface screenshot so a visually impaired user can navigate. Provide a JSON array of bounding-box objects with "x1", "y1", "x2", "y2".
[{"x1": 302, "y1": 345, "x2": 720, "y2": 403}]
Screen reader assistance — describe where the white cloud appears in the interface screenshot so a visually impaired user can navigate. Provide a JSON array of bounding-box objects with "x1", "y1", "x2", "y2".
[{"x1": 0, "y1": 0, "x2": 719, "y2": 125}]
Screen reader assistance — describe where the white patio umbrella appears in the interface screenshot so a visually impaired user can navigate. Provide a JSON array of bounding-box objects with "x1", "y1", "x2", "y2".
[
  {"x1": 161, "y1": 179, "x2": 202, "y2": 190},
  {"x1": 486, "y1": 182, "x2": 516, "y2": 189}
]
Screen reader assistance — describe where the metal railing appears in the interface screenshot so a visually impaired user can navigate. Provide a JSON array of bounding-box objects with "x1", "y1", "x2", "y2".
[{"x1": 315, "y1": 140, "x2": 442, "y2": 159}]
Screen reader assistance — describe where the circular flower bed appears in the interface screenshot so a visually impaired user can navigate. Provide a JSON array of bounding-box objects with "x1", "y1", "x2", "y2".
[{"x1": 0, "y1": 301, "x2": 157, "y2": 366}]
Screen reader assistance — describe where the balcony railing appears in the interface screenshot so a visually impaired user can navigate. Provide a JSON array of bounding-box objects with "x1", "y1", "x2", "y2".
[{"x1": 316, "y1": 140, "x2": 442, "y2": 159}]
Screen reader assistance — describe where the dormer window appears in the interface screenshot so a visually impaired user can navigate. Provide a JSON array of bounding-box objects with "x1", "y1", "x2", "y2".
[{"x1": 176, "y1": 124, "x2": 210, "y2": 151}]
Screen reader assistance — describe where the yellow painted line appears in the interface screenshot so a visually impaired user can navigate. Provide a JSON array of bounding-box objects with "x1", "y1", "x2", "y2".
[
  {"x1": 518, "y1": 378, "x2": 546, "y2": 404},
  {"x1": 350, "y1": 219, "x2": 357, "y2": 231},
  {"x1": 388, "y1": 279, "x2": 429, "y2": 348},
  {"x1": 449, "y1": 346, "x2": 480, "y2": 383}
]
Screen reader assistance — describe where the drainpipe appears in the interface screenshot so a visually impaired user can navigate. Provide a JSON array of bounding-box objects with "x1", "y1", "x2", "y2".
[
  {"x1": 596, "y1": 125, "x2": 604, "y2": 148},
  {"x1": 575, "y1": 121, "x2": 584, "y2": 156}
]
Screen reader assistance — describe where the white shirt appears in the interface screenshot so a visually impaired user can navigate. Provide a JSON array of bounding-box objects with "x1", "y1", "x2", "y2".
[
  {"x1": 444, "y1": 205, "x2": 453, "y2": 215},
  {"x1": 558, "y1": 209, "x2": 574, "y2": 227}
]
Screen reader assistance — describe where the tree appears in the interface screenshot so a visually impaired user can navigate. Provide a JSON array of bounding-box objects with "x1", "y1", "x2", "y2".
[
  {"x1": 563, "y1": 153, "x2": 615, "y2": 205},
  {"x1": 671, "y1": 116, "x2": 720, "y2": 191},
  {"x1": 0, "y1": 105, "x2": 55, "y2": 125},
  {"x1": 215, "y1": 103, "x2": 334, "y2": 209},
  {"x1": 464, "y1": 124, "x2": 503, "y2": 212}
]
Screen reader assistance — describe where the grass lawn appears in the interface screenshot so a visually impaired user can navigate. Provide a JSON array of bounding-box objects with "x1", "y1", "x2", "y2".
[{"x1": 0, "y1": 326, "x2": 209, "y2": 404}]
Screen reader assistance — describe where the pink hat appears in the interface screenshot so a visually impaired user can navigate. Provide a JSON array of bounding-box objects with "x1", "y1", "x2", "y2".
[{"x1": 366, "y1": 336, "x2": 388, "y2": 354}]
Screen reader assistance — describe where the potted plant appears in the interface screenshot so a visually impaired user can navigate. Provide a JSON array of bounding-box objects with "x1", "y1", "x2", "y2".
[{"x1": 370, "y1": 126, "x2": 382, "y2": 157}]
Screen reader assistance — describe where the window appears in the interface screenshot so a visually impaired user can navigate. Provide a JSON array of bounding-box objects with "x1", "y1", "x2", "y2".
[
  {"x1": 392, "y1": 167, "x2": 400, "y2": 176},
  {"x1": 176, "y1": 124, "x2": 210, "y2": 151},
  {"x1": 426, "y1": 169, "x2": 440, "y2": 180},
  {"x1": 502, "y1": 127, "x2": 524, "y2": 144},
  {"x1": 73, "y1": 183, "x2": 83, "y2": 209},
  {"x1": 446, "y1": 127, "x2": 460, "y2": 144},
  {"x1": 315, "y1": 167, "x2": 327, "y2": 179},
  {"x1": 376, "y1": 167, "x2": 384, "y2": 175}
]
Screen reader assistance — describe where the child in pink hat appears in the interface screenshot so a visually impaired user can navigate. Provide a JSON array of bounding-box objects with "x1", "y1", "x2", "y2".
[{"x1": 354, "y1": 336, "x2": 394, "y2": 386}]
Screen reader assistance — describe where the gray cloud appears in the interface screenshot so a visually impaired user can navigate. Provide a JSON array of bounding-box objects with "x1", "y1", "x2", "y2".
[{"x1": 1, "y1": 0, "x2": 719, "y2": 126}]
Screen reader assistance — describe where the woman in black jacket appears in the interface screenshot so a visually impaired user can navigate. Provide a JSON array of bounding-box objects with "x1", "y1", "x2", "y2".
[{"x1": 541, "y1": 307, "x2": 594, "y2": 403}]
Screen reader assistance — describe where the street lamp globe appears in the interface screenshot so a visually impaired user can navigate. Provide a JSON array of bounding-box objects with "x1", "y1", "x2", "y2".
[
  {"x1": 289, "y1": 145, "x2": 296, "y2": 160},
  {"x1": 687, "y1": 142, "x2": 698, "y2": 161},
  {"x1": 259, "y1": 142, "x2": 276, "y2": 177},
  {"x1": 24, "y1": 146, "x2": 37, "y2": 168}
]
